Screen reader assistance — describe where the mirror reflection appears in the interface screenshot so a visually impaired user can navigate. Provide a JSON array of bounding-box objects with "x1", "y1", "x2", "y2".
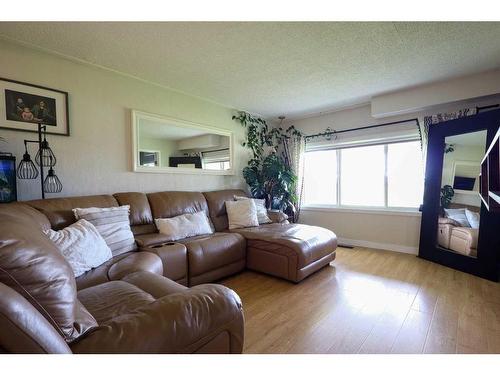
[
  {"x1": 134, "y1": 112, "x2": 232, "y2": 173},
  {"x1": 437, "y1": 130, "x2": 487, "y2": 258}
]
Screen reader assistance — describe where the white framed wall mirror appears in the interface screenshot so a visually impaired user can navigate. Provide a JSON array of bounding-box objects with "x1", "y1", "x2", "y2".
[{"x1": 132, "y1": 110, "x2": 234, "y2": 175}]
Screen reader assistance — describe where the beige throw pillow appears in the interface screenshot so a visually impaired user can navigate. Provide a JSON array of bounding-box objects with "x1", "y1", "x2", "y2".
[
  {"x1": 73, "y1": 205, "x2": 136, "y2": 256},
  {"x1": 155, "y1": 211, "x2": 214, "y2": 241},
  {"x1": 225, "y1": 199, "x2": 259, "y2": 229},
  {"x1": 45, "y1": 219, "x2": 112, "y2": 277},
  {"x1": 234, "y1": 195, "x2": 272, "y2": 224}
]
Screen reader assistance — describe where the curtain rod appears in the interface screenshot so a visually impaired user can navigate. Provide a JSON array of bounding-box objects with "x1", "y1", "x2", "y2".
[
  {"x1": 304, "y1": 118, "x2": 419, "y2": 141},
  {"x1": 304, "y1": 103, "x2": 499, "y2": 141},
  {"x1": 476, "y1": 104, "x2": 499, "y2": 112}
]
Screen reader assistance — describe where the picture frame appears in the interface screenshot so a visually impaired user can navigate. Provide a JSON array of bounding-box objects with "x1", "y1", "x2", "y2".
[{"x1": 0, "y1": 77, "x2": 69, "y2": 136}]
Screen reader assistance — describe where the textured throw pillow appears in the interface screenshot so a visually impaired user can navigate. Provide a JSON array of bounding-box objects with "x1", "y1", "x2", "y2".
[
  {"x1": 73, "y1": 205, "x2": 136, "y2": 256},
  {"x1": 465, "y1": 209, "x2": 480, "y2": 229},
  {"x1": 234, "y1": 195, "x2": 272, "y2": 224},
  {"x1": 225, "y1": 199, "x2": 259, "y2": 229},
  {"x1": 444, "y1": 208, "x2": 471, "y2": 228},
  {"x1": 155, "y1": 211, "x2": 214, "y2": 241},
  {"x1": 45, "y1": 219, "x2": 112, "y2": 277}
]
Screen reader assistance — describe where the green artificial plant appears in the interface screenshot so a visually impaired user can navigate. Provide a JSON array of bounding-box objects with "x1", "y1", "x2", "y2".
[
  {"x1": 440, "y1": 184, "x2": 455, "y2": 213},
  {"x1": 233, "y1": 111, "x2": 303, "y2": 219}
]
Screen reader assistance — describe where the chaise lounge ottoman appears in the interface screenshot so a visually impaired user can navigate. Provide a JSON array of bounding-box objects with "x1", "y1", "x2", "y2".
[
  {"x1": 203, "y1": 190, "x2": 337, "y2": 283},
  {"x1": 232, "y1": 223, "x2": 337, "y2": 282}
]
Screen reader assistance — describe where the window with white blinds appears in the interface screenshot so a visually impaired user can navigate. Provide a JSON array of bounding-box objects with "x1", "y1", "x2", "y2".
[
  {"x1": 202, "y1": 149, "x2": 230, "y2": 170},
  {"x1": 303, "y1": 120, "x2": 424, "y2": 209}
]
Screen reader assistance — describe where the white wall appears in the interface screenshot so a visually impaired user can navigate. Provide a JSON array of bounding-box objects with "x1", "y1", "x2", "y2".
[
  {"x1": 138, "y1": 137, "x2": 177, "y2": 168},
  {"x1": 371, "y1": 69, "x2": 500, "y2": 118},
  {"x1": 289, "y1": 94, "x2": 500, "y2": 254},
  {"x1": 0, "y1": 40, "x2": 248, "y2": 200}
]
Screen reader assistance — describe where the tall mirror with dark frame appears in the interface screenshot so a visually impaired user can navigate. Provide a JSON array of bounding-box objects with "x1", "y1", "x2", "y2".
[
  {"x1": 418, "y1": 109, "x2": 500, "y2": 281},
  {"x1": 437, "y1": 130, "x2": 486, "y2": 258}
]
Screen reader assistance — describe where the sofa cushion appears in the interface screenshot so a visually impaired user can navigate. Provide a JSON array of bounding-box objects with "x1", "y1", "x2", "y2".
[
  {"x1": 0, "y1": 282, "x2": 72, "y2": 354},
  {"x1": 465, "y1": 209, "x2": 480, "y2": 229},
  {"x1": 113, "y1": 192, "x2": 153, "y2": 226},
  {"x1": 75, "y1": 252, "x2": 130, "y2": 290},
  {"x1": 0, "y1": 214, "x2": 98, "y2": 343},
  {"x1": 232, "y1": 223, "x2": 337, "y2": 269},
  {"x1": 147, "y1": 191, "x2": 209, "y2": 219},
  {"x1": 74, "y1": 251, "x2": 163, "y2": 290},
  {"x1": 0, "y1": 202, "x2": 51, "y2": 231},
  {"x1": 45, "y1": 219, "x2": 112, "y2": 277},
  {"x1": 267, "y1": 210, "x2": 289, "y2": 224},
  {"x1": 235, "y1": 195, "x2": 272, "y2": 224},
  {"x1": 78, "y1": 281, "x2": 155, "y2": 324},
  {"x1": 444, "y1": 208, "x2": 470, "y2": 227},
  {"x1": 27, "y1": 195, "x2": 118, "y2": 230},
  {"x1": 225, "y1": 199, "x2": 259, "y2": 229},
  {"x1": 203, "y1": 189, "x2": 247, "y2": 231},
  {"x1": 155, "y1": 211, "x2": 213, "y2": 241},
  {"x1": 114, "y1": 192, "x2": 157, "y2": 236},
  {"x1": 178, "y1": 232, "x2": 246, "y2": 284},
  {"x1": 121, "y1": 271, "x2": 188, "y2": 298},
  {"x1": 107, "y1": 252, "x2": 163, "y2": 281},
  {"x1": 70, "y1": 282, "x2": 244, "y2": 354},
  {"x1": 140, "y1": 243, "x2": 188, "y2": 285},
  {"x1": 450, "y1": 227, "x2": 479, "y2": 253},
  {"x1": 73, "y1": 205, "x2": 137, "y2": 256}
]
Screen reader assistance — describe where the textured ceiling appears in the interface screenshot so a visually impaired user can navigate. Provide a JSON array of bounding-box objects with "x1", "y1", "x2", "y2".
[{"x1": 1, "y1": 22, "x2": 500, "y2": 119}]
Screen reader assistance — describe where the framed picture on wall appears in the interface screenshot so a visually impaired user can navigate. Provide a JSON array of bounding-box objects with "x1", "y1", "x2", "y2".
[{"x1": 0, "y1": 77, "x2": 69, "y2": 136}]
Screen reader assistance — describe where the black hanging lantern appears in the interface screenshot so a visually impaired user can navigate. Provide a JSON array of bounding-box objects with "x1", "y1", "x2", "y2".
[
  {"x1": 17, "y1": 141, "x2": 39, "y2": 179},
  {"x1": 19, "y1": 123, "x2": 62, "y2": 199},
  {"x1": 43, "y1": 157, "x2": 62, "y2": 193},
  {"x1": 35, "y1": 133, "x2": 56, "y2": 167}
]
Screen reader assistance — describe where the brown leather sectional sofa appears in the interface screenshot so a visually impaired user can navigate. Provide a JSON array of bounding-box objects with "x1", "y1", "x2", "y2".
[{"x1": 0, "y1": 188, "x2": 337, "y2": 354}]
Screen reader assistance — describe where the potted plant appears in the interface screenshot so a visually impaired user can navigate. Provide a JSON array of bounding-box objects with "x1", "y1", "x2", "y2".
[
  {"x1": 440, "y1": 184, "x2": 455, "y2": 215},
  {"x1": 233, "y1": 111, "x2": 303, "y2": 221}
]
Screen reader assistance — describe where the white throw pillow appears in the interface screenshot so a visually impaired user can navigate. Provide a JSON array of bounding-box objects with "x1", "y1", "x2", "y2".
[
  {"x1": 155, "y1": 211, "x2": 214, "y2": 241},
  {"x1": 465, "y1": 209, "x2": 480, "y2": 229},
  {"x1": 225, "y1": 199, "x2": 259, "y2": 230},
  {"x1": 234, "y1": 195, "x2": 272, "y2": 224},
  {"x1": 45, "y1": 219, "x2": 112, "y2": 277},
  {"x1": 73, "y1": 205, "x2": 136, "y2": 256},
  {"x1": 444, "y1": 208, "x2": 471, "y2": 227}
]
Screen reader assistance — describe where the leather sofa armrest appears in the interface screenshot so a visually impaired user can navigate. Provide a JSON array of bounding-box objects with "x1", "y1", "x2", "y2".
[
  {"x1": 452, "y1": 227, "x2": 478, "y2": 245},
  {"x1": 0, "y1": 282, "x2": 72, "y2": 354},
  {"x1": 438, "y1": 217, "x2": 460, "y2": 226},
  {"x1": 121, "y1": 271, "x2": 188, "y2": 298},
  {"x1": 140, "y1": 243, "x2": 188, "y2": 285},
  {"x1": 108, "y1": 252, "x2": 163, "y2": 281},
  {"x1": 267, "y1": 210, "x2": 288, "y2": 224},
  {"x1": 70, "y1": 284, "x2": 244, "y2": 354},
  {"x1": 449, "y1": 227, "x2": 477, "y2": 256},
  {"x1": 135, "y1": 233, "x2": 173, "y2": 248}
]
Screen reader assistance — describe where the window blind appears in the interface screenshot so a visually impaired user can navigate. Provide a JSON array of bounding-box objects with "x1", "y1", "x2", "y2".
[{"x1": 202, "y1": 149, "x2": 230, "y2": 163}]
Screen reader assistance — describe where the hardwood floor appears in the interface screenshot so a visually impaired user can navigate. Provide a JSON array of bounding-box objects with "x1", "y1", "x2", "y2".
[{"x1": 221, "y1": 247, "x2": 500, "y2": 354}]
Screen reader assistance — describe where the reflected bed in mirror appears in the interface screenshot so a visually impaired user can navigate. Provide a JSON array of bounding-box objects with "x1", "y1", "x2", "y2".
[
  {"x1": 132, "y1": 110, "x2": 233, "y2": 175},
  {"x1": 437, "y1": 130, "x2": 486, "y2": 258}
]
